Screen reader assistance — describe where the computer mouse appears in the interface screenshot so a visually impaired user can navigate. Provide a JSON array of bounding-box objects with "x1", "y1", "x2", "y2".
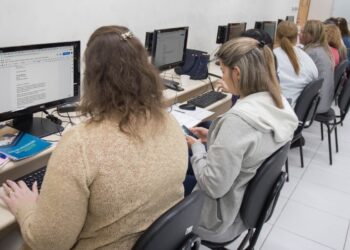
[{"x1": 179, "y1": 103, "x2": 196, "y2": 111}]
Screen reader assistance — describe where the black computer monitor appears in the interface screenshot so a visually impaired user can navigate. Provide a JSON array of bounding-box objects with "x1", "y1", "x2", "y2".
[
  {"x1": 254, "y1": 21, "x2": 263, "y2": 29},
  {"x1": 227, "y1": 23, "x2": 247, "y2": 41},
  {"x1": 286, "y1": 16, "x2": 295, "y2": 22},
  {"x1": 262, "y1": 22, "x2": 277, "y2": 41},
  {"x1": 0, "y1": 41, "x2": 80, "y2": 137},
  {"x1": 254, "y1": 21, "x2": 277, "y2": 41},
  {"x1": 149, "y1": 27, "x2": 188, "y2": 71},
  {"x1": 216, "y1": 23, "x2": 247, "y2": 44}
]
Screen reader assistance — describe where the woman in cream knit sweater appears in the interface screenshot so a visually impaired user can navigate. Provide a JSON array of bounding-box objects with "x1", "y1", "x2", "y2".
[{"x1": 1, "y1": 26, "x2": 188, "y2": 250}]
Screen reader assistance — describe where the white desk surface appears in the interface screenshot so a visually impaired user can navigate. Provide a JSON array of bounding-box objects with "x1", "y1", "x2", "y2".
[{"x1": 0, "y1": 65, "x2": 229, "y2": 239}]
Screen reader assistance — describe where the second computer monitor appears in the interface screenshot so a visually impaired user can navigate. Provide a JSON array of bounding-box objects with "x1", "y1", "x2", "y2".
[
  {"x1": 286, "y1": 16, "x2": 295, "y2": 22},
  {"x1": 255, "y1": 21, "x2": 277, "y2": 41},
  {"x1": 227, "y1": 23, "x2": 247, "y2": 41},
  {"x1": 263, "y1": 22, "x2": 277, "y2": 41},
  {"x1": 216, "y1": 22, "x2": 246, "y2": 44},
  {"x1": 150, "y1": 27, "x2": 188, "y2": 71}
]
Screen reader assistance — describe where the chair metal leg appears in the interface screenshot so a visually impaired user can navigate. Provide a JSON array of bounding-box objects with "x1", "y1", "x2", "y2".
[
  {"x1": 320, "y1": 123, "x2": 324, "y2": 141},
  {"x1": 238, "y1": 229, "x2": 253, "y2": 250},
  {"x1": 299, "y1": 144, "x2": 304, "y2": 168},
  {"x1": 326, "y1": 124, "x2": 332, "y2": 165},
  {"x1": 285, "y1": 159, "x2": 289, "y2": 182},
  {"x1": 334, "y1": 120, "x2": 339, "y2": 153}
]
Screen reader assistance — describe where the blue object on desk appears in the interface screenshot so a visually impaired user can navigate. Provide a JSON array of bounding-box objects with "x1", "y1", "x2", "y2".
[{"x1": 0, "y1": 132, "x2": 52, "y2": 160}]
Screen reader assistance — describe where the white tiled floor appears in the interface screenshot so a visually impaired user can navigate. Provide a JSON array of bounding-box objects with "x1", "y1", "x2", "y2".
[{"x1": 201, "y1": 115, "x2": 350, "y2": 250}]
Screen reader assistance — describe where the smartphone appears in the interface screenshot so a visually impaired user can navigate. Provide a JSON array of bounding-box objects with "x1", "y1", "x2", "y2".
[{"x1": 182, "y1": 125, "x2": 198, "y2": 139}]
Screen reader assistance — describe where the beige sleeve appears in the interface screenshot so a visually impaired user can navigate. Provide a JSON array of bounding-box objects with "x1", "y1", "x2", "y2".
[{"x1": 16, "y1": 128, "x2": 90, "y2": 250}]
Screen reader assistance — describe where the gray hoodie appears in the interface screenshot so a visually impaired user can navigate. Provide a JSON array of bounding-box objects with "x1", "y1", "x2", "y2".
[{"x1": 191, "y1": 91, "x2": 298, "y2": 243}]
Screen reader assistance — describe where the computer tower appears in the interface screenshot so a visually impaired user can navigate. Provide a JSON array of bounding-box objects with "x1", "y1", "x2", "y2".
[
  {"x1": 216, "y1": 25, "x2": 227, "y2": 44},
  {"x1": 145, "y1": 32, "x2": 154, "y2": 54}
]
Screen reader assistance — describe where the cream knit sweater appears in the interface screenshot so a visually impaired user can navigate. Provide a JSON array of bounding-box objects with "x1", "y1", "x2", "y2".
[{"x1": 17, "y1": 114, "x2": 187, "y2": 250}]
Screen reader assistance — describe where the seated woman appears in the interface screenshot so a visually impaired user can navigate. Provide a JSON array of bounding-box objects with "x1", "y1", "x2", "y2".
[
  {"x1": 216, "y1": 28, "x2": 275, "y2": 107},
  {"x1": 185, "y1": 37, "x2": 298, "y2": 243},
  {"x1": 0, "y1": 26, "x2": 188, "y2": 250},
  {"x1": 274, "y1": 21, "x2": 318, "y2": 106},
  {"x1": 337, "y1": 17, "x2": 350, "y2": 66},
  {"x1": 325, "y1": 23, "x2": 348, "y2": 66},
  {"x1": 300, "y1": 20, "x2": 335, "y2": 114}
]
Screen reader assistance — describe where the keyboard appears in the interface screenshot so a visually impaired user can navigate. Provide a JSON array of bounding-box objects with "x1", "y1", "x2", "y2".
[
  {"x1": 16, "y1": 166, "x2": 47, "y2": 191},
  {"x1": 188, "y1": 91, "x2": 227, "y2": 108}
]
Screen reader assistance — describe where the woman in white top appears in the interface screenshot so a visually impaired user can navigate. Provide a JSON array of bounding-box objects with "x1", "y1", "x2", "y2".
[{"x1": 274, "y1": 21, "x2": 318, "y2": 106}]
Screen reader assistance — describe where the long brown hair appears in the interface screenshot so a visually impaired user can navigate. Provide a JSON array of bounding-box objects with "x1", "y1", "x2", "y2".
[
  {"x1": 325, "y1": 23, "x2": 348, "y2": 61},
  {"x1": 337, "y1": 17, "x2": 350, "y2": 37},
  {"x1": 81, "y1": 25, "x2": 165, "y2": 138},
  {"x1": 276, "y1": 21, "x2": 300, "y2": 75},
  {"x1": 303, "y1": 20, "x2": 333, "y2": 64},
  {"x1": 216, "y1": 37, "x2": 283, "y2": 109}
]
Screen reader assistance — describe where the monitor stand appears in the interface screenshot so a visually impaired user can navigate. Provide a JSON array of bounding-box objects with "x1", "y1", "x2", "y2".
[{"x1": 11, "y1": 114, "x2": 64, "y2": 138}]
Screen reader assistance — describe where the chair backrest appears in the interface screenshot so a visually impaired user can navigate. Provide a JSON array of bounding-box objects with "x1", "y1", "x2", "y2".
[
  {"x1": 338, "y1": 77, "x2": 350, "y2": 122},
  {"x1": 240, "y1": 142, "x2": 291, "y2": 229},
  {"x1": 294, "y1": 78, "x2": 323, "y2": 131},
  {"x1": 334, "y1": 59, "x2": 348, "y2": 98},
  {"x1": 132, "y1": 191, "x2": 205, "y2": 250}
]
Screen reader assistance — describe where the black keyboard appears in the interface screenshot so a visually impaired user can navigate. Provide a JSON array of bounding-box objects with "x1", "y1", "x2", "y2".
[
  {"x1": 16, "y1": 166, "x2": 47, "y2": 191},
  {"x1": 188, "y1": 91, "x2": 227, "y2": 108}
]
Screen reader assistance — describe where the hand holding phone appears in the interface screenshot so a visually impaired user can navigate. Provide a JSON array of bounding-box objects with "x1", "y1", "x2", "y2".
[{"x1": 182, "y1": 125, "x2": 198, "y2": 139}]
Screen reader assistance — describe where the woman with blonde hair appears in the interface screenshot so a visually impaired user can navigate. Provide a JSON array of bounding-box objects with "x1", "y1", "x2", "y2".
[
  {"x1": 325, "y1": 23, "x2": 348, "y2": 65},
  {"x1": 1, "y1": 26, "x2": 188, "y2": 250},
  {"x1": 274, "y1": 21, "x2": 318, "y2": 106},
  {"x1": 184, "y1": 37, "x2": 298, "y2": 243},
  {"x1": 301, "y1": 20, "x2": 335, "y2": 113}
]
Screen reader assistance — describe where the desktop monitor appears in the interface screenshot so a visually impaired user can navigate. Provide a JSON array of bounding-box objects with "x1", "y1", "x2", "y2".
[
  {"x1": 0, "y1": 41, "x2": 80, "y2": 137},
  {"x1": 226, "y1": 23, "x2": 247, "y2": 41},
  {"x1": 286, "y1": 16, "x2": 295, "y2": 22},
  {"x1": 150, "y1": 27, "x2": 188, "y2": 71},
  {"x1": 254, "y1": 21, "x2": 263, "y2": 29},
  {"x1": 254, "y1": 21, "x2": 277, "y2": 40},
  {"x1": 216, "y1": 23, "x2": 246, "y2": 44},
  {"x1": 262, "y1": 21, "x2": 277, "y2": 41}
]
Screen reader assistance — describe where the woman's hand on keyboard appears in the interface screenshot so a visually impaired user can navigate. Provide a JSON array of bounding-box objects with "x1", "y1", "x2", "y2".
[{"x1": 0, "y1": 180, "x2": 38, "y2": 215}]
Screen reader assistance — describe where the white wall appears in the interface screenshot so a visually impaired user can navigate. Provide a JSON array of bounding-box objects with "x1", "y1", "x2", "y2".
[
  {"x1": 308, "y1": 0, "x2": 334, "y2": 21},
  {"x1": 1, "y1": 0, "x2": 299, "y2": 55},
  {"x1": 332, "y1": 0, "x2": 350, "y2": 21}
]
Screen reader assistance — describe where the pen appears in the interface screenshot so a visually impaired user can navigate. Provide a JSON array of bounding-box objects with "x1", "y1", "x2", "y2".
[{"x1": 174, "y1": 110, "x2": 185, "y2": 114}]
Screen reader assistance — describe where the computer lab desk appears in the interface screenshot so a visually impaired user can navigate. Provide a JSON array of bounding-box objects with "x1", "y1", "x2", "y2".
[{"x1": 0, "y1": 71, "x2": 231, "y2": 241}]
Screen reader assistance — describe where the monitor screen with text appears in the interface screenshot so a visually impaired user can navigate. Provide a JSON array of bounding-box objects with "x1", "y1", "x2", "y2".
[{"x1": 0, "y1": 44, "x2": 77, "y2": 114}]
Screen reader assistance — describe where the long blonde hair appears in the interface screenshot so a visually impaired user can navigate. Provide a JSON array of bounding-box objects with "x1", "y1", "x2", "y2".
[
  {"x1": 325, "y1": 23, "x2": 348, "y2": 61},
  {"x1": 216, "y1": 37, "x2": 283, "y2": 109},
  {"x1": 303, "y1": 20, "x2": 333, "y2": 64},
  {"x1": 276, "y1": 21, "x2": 300, "y2": 74}
]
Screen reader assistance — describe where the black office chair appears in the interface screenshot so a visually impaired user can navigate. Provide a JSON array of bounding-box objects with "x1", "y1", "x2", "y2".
[
  {"x1": 334, "y1": 59, "x2": 348, "y2": 102},
  {"x1": 132, "y1": 191, "x2": 205, "y2": 250},
  {"x1": 202, "y1": 142, "x2": 291, "y2": 250},
  {"x1": 285, "y1": 79, "x2": 323, "y2": 180},
  {"x1": 315, "y1": 77, "x2": 350, "y2": 165}
]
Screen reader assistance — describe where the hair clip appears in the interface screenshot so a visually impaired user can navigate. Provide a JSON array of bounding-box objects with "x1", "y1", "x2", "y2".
[
  {"x1": 258, "y1": 40, "x2": 266, "y2": 48},
  {"x1": 121, "y1": 31, "x2": 134, "y2": 41}
]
